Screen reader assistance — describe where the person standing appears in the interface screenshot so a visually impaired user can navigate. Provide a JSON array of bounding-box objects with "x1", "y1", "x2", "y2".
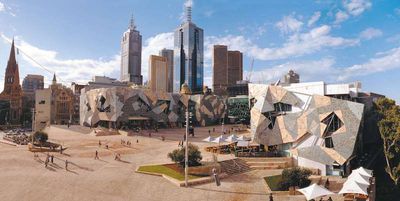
[
  {"x1": 95, "y1": 150, "x2": 99, "y2": 160},
  {"x1": 269, "y1": 193, "x2": 274, "y2": 201},
  {"x1": 65, "y1": 160, "x2": 68, "y2": 170}
]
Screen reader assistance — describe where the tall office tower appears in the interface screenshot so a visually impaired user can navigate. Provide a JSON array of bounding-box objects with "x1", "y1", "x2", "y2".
[
  {"x1": 159, "y1": 49, "x2": 174, "y2": 92},
  {"x1": 22, "y1": 74, "x2": 44, "y2": 108},
  {"x1": 212, "y1": 45, "x2": 243, "y2": 96},
  {"x1": 121, "y1": 16, "x2": 143, "y2": 85},
  {"x1": 227, "y1": 50, "x2": 243, "y2": 85},
  {"x1": 173, "y1": 3, "x2": 204, "y2": 94},
  {"x1": 148, "y1": 55, "x2": 168, "y2": 92},
  {"x1": 212, "y1": 45, "x2": 228, "y2": 96}
]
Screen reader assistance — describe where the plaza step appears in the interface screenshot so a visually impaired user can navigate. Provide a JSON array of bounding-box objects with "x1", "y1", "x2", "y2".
[
  {"x1": 219, "y1": 159, "x2": 251, "y2": 175},
  {"x1": 239, "y1": 157, "x2": 293, "y2": 170}
]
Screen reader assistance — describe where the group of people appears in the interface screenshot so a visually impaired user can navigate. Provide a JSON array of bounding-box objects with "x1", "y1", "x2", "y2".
[
  {"x1": 35, "y1": 152, "x2": 69, "y2": 171},
  {"x1": 121, "y1": 139, "x2": 132, "y2": 147}
]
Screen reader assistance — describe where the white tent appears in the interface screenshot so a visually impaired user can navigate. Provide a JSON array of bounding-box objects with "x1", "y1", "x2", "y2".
[
  {"x1": 297, "y1": 183, "x2": 335, "y2": 200},
  {"x1": 339, "y1": 180, "x2": 369, "y2": 195},
  {"x1": 348, "y1": 171, "x2": 370, "y2": 185},
  {"x1": 202, "y1": 136, "x2": 215, "y2": 142},
  {"x1": 237, "y1": 135, "x2": 250, "y2": 141},
  {"x1": 212, "y1": 136, "x2": 226, "y2": 144},
  {"x1": 225, "y1": 134, "x2": 238, "y2": 143},
  {"x1": 353, "y1": 167, "x2": 373, "y2": 177}
]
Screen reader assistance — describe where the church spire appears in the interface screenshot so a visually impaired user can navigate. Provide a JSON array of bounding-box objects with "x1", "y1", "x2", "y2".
[
  {"x1": 8, "y1": 39, "x2": 17, "y2": 66},
  {"x1": 52, "y1": 73, "x2": 57, "y2": 85}
]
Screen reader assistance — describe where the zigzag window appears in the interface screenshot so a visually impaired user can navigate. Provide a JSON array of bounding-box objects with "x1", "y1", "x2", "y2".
[
  {"x1": 321, "y1": 112, "x2": 343, "y2": 148},
  {"x1": 273, "y1": 102, "x2": 292, "y2": 112}
]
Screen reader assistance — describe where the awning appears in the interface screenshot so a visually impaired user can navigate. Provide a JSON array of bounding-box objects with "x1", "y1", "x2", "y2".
[{"x1": 297, "y1": 183, "x2": 335, "y2": 200}]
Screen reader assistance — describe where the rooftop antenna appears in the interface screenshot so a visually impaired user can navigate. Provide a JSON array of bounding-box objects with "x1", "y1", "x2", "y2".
[
  {"x1": 185, "y1": 1, "x2": 192, "y2": 23},
  {"x1": 129, "y1": 14, "x2": 136, "y2": 30}
]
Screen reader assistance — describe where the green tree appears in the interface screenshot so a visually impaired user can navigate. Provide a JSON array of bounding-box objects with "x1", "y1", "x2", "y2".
[
  {"x1": 279, "y1": 167, "x2": 312, "y2": 190},
  {"x1": 30, "y1": 131, "x2": 48, "y2": 144},
  {"x1": 168, "y1": 143, "x2": 202, "y2": 168},
  {"x1": 376, "y1": 97, "x2": 400, "y2": 185}
]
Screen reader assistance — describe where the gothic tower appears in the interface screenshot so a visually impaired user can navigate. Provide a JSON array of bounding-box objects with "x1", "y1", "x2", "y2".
[{"x1": 0, "y1": 39, "x2": 23, "y2": 124}]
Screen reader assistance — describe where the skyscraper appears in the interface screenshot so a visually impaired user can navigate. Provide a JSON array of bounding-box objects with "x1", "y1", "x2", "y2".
[
  {"x1": 121, "y1": 16, "x2": 143, "y2": 85},
  {"x1": 212, "y1": 45, "x2": 243, "y2": 96},
  {"x1": 159, "y1": 49, "x2": 174, "y2": 92},
  {"x1": 148, "y1": 55, "x2": 168, "y2": 92},
  {"x1": 173, "y1": 3, "x2": 204, "y2": 94}
]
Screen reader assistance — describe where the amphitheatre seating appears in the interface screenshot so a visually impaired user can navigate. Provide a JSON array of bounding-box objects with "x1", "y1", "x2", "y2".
[
  {"x1": 240, "y1": 157, "x2": 293, "y2": 170},
  {"x1": 219, "y1": 158, "x2": 251, "y2": 175}
]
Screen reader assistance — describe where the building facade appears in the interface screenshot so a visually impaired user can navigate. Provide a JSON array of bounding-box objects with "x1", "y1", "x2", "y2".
[
  {"x1": 80, "y1": 87, "x2": 226, "y2": 128},
  {"x1": 121, "y1": 16, "x2": 142, "y2": 85},
  {"x1": 249, "y1": 82, "x2": 364, "y2": 176},
  {"x1": 71, "y1": 82, "x2": 87, "y2": 124},
  {"x1": 281, "y1": 70, "x2": 300, "y2": 85},
  {"x1": 212, "y1": 45, "x2": 243, "y2": 96},
  {"x1": 22, "y1": 74, "x2": 44, "y2": 108},
  {"x1": 159, "y1": 48, "x2": 174, "y2": 92},
  {"x1": 0, "y1": 40, "x2": 23, "y2": 124},
  {"x1": 173, "y1": 4, "x2": 204, "y2": 94},
  {"x1": 149, "y1": 55, "x2": 168, "y2": 92}
]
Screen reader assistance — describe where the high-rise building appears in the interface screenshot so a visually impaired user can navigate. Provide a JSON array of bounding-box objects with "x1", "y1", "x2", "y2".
[
  {"x1": 212, "y1": 45, "x2": 243, "y2": 96},
  {"x1": 22, "y1": 74, "x2": 44, "y2": 108},
  {"x1": 212, "y1": 45, "x2": 228, "y2": 95},
  {"x1": 0, "y1": 40, "x2": 23, "y2": 124},
  {"x1": 159, "y1": 49, "x2": 174, "y2": 92},
  {"x1": 149, "y1": 55, "x2": 168, "y2": 92},
  {"x1": 173, "y1": 4, "x2": 204, "y2": 94},
  {"x1": 121, "y1": 16, "x2": 142, "y2": 85}
]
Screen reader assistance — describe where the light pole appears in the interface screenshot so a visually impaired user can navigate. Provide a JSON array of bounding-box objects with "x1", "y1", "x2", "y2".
[{"x1": 180, "y1": 83, "x2": 191, "y2": 187}]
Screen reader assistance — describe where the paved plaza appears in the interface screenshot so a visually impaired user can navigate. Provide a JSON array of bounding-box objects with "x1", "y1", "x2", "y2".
[{"x1": 0, "y1": 125, "x2": 343, "y2": 201}]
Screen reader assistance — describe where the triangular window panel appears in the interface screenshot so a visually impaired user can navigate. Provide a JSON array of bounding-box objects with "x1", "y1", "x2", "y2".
[{"x1": 321, "y1": 112, "x2": 343, "y2": 137}]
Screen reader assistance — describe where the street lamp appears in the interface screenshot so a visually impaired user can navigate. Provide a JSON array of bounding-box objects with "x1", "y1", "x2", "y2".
[{"x1": 180, "y1": 83, "x2": 191, "y2": 187}]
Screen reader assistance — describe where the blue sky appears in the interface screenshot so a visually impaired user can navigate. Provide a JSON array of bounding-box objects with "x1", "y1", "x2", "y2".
[{"x1": 0, "y1": 0, "x2": 399, "y2": 102}]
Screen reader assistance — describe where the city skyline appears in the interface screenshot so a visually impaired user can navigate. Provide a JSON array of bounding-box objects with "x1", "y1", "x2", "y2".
[{"x1": 0, "y1": 0, "x2": 399, "y2": 101}]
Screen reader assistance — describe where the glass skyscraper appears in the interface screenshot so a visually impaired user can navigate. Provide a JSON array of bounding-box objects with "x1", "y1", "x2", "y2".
[{"x1": 173, "y1": 5, "x2": 204, "y2": 94}]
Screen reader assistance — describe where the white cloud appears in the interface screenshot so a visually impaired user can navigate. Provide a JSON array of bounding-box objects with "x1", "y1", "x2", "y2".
[
  {"x1": 334, "y1": 10, "x2": 349, "y2": 24},
  {"x1": 308, "y1": 11, "x2": 321, "y2": 27},
  {"x1": 360, "y1": 28, "x2": 382, "y2": 40},
  {"x1": 275, "y1": 15, "x2": 303, "y2": 34},
  {"x1": 1, "y1": 34, "x2": 119, "y2": 86},
  {"x1": 0, "y1": 2, "x2": 5, "y2": 12},
  {"x1": 247, "y1": 58, "x2": 337, "y2": 84},
  {"x1": 338, "y1": 47, "x2": 400, "y2": 80},
  {"x1": 206, "y1": 25, "x2": 358, "y2": 61},
  {"x1": 395, "y1": 8, "x2": 400, "y2": 16},
  {"x1": 343, "y1": 0, "x2": 372, "y2": 16},
  {"x1": 141, "y1": 32, "x2": 174, "y2": 81}
]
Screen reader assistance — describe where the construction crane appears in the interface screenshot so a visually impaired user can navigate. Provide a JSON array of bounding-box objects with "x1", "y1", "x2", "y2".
[{"x1": 246, "y1": 58, "x2": 254, "y2": 83}]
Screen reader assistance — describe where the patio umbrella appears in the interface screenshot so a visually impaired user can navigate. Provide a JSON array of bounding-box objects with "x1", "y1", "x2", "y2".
[
  {"x1": 202, "y1": 136, "x2": 215, "y2": 142},
  {"x1": 297, "y1": 183, "x2": 335, "y2": 200},
  {"x1": 212, "y1": 136, "x2": 226, "y2": 144},
  {"x1": 225, "y1": 134, "x2": 238, "y2": 143},
  {"x1": 347, "y1": 171, "x2": 370, "y2": 185},
  {"x1": 339, "y1": 180, "x2": 369, "y2": 195},
  {"x1": 353, "y1": 167, "x2": 373, "y2": 177},
  {"x1": 237, "y1": 135, "x2": 250, "y2": 141}
]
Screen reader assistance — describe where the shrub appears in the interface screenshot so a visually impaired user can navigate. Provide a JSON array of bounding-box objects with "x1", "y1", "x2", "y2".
[
  {"x1": 30, "y1": 131, "x2": 48, "y2": 144},
  {"x1": 279, "y1": 167, "x2": 312, "y2": 190},
  {"x1": 168, "y1": 143, "x2": 202, "y2": 168}
]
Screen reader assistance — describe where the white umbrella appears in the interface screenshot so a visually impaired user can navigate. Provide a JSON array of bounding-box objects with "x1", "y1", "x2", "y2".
[
  {"x1": 225, "y1": 134, "x2": 238, "y2": 143},
  {"x1": 297, "y1": 183, "x2": 335, "y2": 200},
  {"x1": 237, "y1": 135, "x2": 250, "y2": 141},
  {"x1": 212, "y1": 136, "x2": 226, "y2": 144},
  {"x1": 339, "y1": 180, "x2": 369, "y2": 195},
  {"x1": 202, "y1": 136, "x2": 215, "y2": 142},
  {"x1": 354, "y1": 167, "x2": 373, "y2": 177},
  {"x1": 348, "y1": 171, "x2": 370, "y2": 185}
]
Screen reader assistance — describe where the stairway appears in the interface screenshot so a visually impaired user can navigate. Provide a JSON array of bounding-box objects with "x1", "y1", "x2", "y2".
[
  {"x1": 240, "y1": 157, "x2": 293, "y2": 170},
  {"x1": 219, "y1": 158, "x2": 251, "y2": 175}
]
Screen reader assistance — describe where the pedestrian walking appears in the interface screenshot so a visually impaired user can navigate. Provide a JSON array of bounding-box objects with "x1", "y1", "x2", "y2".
[
  {"x1": 65, "y1": 160, "x2": 68, "y2": 170},
  {"x1": 95, "y1": 150, "x2": 99, "y2": 159},
  {"x1": 51, "y1": 155, "x2": 54, "y2": 163},
  {"x1": 45, "y1": 157, "x2": 49, "y2": 167},
  {"x1": 60, "y1": 145, "x2": 63, "y2": 154},
  {"x1": 136, "y1": 139, "x2": 139, "y2": 143},
  {"x1": 99, "y1": 140, "x2": 102, "y2": 147},
  {"x1": 208, "y1": 130, "x2": 210, "y2": 135},
  {"x1": 269, "y1": 193, "x2": 274, "y2": 201}
]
